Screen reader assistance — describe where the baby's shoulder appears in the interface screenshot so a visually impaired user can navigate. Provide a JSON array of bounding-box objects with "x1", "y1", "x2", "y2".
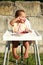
[{"x1": 25, "y1": 19, "x2": 30, "y2": 24}]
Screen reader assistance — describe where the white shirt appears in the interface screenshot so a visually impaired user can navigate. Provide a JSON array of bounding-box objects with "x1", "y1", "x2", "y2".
[
  {"x1": 25, "y1": 19, "x2": 31, "y2": 30},
  {"x1": 13, "y1": 19, "x2": 32, "y2": 33}
]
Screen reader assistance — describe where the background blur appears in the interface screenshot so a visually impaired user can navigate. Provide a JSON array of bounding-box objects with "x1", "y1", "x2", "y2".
[{"x1": 0, "y1": 0, "x2": 43, "y2": 2}]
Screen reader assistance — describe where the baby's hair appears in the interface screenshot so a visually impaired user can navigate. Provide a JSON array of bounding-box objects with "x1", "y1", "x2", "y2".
[{"x1": 15, "y1": 10, "x2": 25, "y2": 18}]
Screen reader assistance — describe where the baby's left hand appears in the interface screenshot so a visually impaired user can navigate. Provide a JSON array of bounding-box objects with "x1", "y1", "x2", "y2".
[
  {"x1": 28, "y1": 30, "x2": 32, "y2": 33},
  {"x1": 25, "y1": 29, "x2": 32, "y2": 33}
]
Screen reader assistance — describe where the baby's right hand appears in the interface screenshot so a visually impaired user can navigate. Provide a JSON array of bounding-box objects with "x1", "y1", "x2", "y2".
[
  {"x1": 15, "y1": 17, "x2": 26, "y2": 23},
  {"x1": 15, "y1": 17, "x2": 20, "y2": 22}
]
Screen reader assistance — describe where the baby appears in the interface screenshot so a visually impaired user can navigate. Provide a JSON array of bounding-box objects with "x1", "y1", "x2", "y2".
[
  {"x1": 13, "y1": 18, "x2": 26, "y2": 33},
  {"x1": 13, "y1": 17, "x2": 32, "y2": 34},
  {"x1": 10, "y1": 10, "x2": 32, "y2": 59},
  {"x1": 13, "y1": 18, "x2": 28, "y2": 33}
]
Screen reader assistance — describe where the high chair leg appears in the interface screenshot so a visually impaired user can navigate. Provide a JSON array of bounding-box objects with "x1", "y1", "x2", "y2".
[
  {"x1": 34, "y1": 43, "x2": 38, "y2": 65},
  {"x1": 16, "y1": 60, "x2": 18, "y2": 65},
  {"x1": 20, "y1": 42, "x2": 24, "y2": 65},
  {"x1": 34, "y1": 41, "x2": 41, "y2": 65},
  {"x1": 3, "y1": 42, "x2": 9, "y2": 65},
  {"x1": 35, "y1": 40, "x2": 41, "y2": 65},
  {"x1": 7, "y1": 42, "x2": 10, "y2": 65}
]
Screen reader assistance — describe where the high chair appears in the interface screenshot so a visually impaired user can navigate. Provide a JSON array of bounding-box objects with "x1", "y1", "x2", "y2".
[{"x1": 3, "y1": 30, "x2": 42, "y2": 65}]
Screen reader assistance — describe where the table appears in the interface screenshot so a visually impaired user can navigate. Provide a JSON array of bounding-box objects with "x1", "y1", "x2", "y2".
[{"x1": 3, "y1": 30, "x2": 42, "y2": 65}]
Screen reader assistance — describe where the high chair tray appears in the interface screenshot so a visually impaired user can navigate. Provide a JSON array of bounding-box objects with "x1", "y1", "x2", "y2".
[{"x1": 3, "y1": 30, "x2": 42, "y2": 41}]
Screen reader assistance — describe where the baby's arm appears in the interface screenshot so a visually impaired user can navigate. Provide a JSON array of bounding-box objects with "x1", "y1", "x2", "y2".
[{"x1": 10, "y1": 17, "x2": 20, "y2": 26}]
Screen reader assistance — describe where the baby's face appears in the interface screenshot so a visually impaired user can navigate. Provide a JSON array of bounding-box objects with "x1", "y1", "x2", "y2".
[{"x1": 19, "y1": 12, "x2": 26, "y2": 23}]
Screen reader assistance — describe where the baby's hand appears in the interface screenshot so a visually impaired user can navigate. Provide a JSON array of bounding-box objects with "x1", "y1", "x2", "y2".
[
  {"x1": 15, "y1": 17, "x2": 21, "y2": 22},
  {"x1": 15, "y1": 16, "x2": 26, "y2": 23},
  {"x1": 19, "y1": 17, "x2": 26, "y2": 23},
  {"x1": 28, "y1": 30, "x2": 32, "y2": 33},
  {"x1": 25, "y1": 28, "x2": 32, "y2": 33}
]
